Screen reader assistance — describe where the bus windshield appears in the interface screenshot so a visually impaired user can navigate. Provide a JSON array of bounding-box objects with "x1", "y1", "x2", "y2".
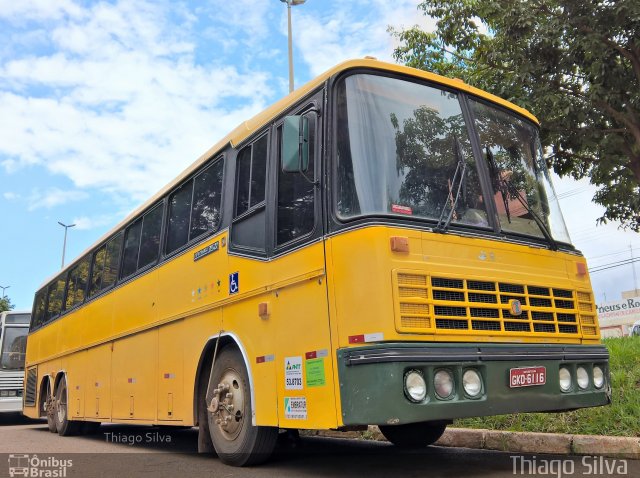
[
  {"x1": 335, "y1": 73, "x2": 571, "y2": 244},
  {"x1": 1, "y1": 327, "x2": 28, "y2": 370}
]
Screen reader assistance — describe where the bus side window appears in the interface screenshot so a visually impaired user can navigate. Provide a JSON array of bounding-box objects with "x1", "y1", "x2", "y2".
[
  {"x1": 276, "y1": 114, "x2": 316, "y2": 246},
  {"x1": 31, "y1": 290, "x2": 47, "y2": 330},
  {"x1": 231, "y1": 133, "x2": 269, "y2": 252},
  {"x1": 121, "y1": 219, "x2": 142, "y2": 279},
  {"x1": 138, "y1": 204, "x2": 163, "y2": 269},
  {"x1": 166, "y1": 179, "x2": 193, "y2": 254},
  {"x1": 90, "y1": 245, "x2": 107, "y2": 297},
  {"x1": 102, "y1": 233, "x2": 123, "y2": 290}
]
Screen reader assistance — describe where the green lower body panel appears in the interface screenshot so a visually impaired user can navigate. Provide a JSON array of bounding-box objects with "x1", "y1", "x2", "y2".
[{"x1": 337, "y1": 343, "x2": 611, "y2": 426}]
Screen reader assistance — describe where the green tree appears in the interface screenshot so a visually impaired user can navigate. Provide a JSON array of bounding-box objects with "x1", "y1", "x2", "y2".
[
  {"x1": 390, "y1": 0, "x2": 640, "y2": 230},
  {"x1": 0, "y1": 296, "x2": 14, "y2": 313}
]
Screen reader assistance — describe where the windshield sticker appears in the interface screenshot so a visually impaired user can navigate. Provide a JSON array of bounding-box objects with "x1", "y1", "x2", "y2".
[
  {"x1": 391, "y1": 204, "x2": 413, "y2": 215},
  {"x1": 305, "y1": 358, "x2": 325, "y2": 387},
  {"x1": 285, "y1": 356, "x2": 303, "y2": 390},
  {"x1": 284, "y1": 397, "x2": 307, "y2": 420}
]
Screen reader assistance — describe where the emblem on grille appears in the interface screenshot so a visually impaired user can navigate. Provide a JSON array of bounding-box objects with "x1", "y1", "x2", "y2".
[{"x1": 509, "y1": 299, "x2": 523, "y2": 316}]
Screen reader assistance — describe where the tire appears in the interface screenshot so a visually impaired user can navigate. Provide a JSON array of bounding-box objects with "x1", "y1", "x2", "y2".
[
  {"x1": 54, "y1": 377, "x2": 82, "y2": 436},
  {"x1": 206, "y1": 347, "x2": 278, "y2": 466},
  {"x1": 44, "y1": 381, "x2": 57, "y2": 433},
  {"x1": 378, "y1": 421, "x2": 447, "y2": 448}
]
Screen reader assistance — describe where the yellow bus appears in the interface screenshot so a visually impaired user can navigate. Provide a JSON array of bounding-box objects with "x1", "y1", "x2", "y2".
[{"x1": 24, "y1": 59, "x2": 610, "y2": 466}]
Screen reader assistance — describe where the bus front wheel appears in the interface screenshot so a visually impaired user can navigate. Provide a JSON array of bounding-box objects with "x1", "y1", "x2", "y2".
[
  {"x1": 206, "y1": 346, "x2": 278, "y2": 466},
  {"x1": 378, "y1": 421, "x2": 448, "y2": 448}
]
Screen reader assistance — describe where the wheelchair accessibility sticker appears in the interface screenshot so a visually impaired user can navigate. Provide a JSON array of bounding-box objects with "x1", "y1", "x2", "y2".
[{"x1": 229, "y1": 272, "x2": 239, "y2": 295}]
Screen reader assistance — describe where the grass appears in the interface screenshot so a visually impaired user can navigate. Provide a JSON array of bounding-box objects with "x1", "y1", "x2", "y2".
[{"x1": 454, "y1": 337, "x2": 640, "y2": 437}]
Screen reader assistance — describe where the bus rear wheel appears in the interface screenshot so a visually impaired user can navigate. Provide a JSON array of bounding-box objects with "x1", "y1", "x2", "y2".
[
  {"x1": 378, "y1": 421, "x2": 447, "y2": 448},
  {"x1": 54, "y1": 376, "x2": 82, "y2": 436},
  {"x1": 44, "y1": 381, "x2": 57, "y2": 433},
  {"x1": 206, "y1": 346, "x2": 278, "y2": 466}
]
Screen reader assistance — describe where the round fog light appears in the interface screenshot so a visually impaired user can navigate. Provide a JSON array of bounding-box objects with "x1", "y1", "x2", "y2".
[
  {"x1": 593, "y1": 366, "x2": 604, "y2": 389},
  {"x1": 559, "y1": 367, "x2": 572, "y2": 392},
  {"x1": 577, "y1": 367, "x2": 589, "y2": 390},
  {"x1": 404, "y1": 370, "x2": 427, "y2": 402},
  {"x1": 434, "y1": 370, "x2": 454, "y2": 399},
  {"x1": 463, "y1": 369, "x2": 482, "y2": 397}
]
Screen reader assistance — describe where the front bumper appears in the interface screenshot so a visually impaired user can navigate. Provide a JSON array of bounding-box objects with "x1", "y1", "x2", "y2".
[
  {"x1": 337, "y1": 343, "x2": 611, "y2": 426},
  {"x1": 0, "y1": 397, "x2": 23, "y2": 413}
]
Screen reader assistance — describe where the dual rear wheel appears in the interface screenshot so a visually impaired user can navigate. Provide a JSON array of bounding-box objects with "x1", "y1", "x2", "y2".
[{"x1": 46, "y1": 377, "x2": 100, "y2": 436}]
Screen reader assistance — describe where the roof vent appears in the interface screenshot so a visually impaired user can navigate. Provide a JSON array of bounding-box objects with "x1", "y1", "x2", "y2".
[{"x1": 364, "y1": 56, "x2": 377, "y2": 60}]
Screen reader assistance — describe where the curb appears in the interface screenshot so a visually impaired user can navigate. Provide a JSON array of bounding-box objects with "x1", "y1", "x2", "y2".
[{"x1": 308, "y1": 427, "x2": 640, "y2": 459}]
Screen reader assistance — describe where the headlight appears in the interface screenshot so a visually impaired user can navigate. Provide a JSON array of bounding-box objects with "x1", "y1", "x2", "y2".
[
  {"x1": 577, "y1": 367, "x2": 589, "y2": 390},
  {"x1": 462, "y1": 369, "x2": 482, "y2": 397},
  {"x1": 559, "y1": 367, "x2": 572, "y2": 392},
  {"x1": 434, "y1": 370, "x2": 454, "y2": 399},
  {"x1": 404, "y1": 370, "x2": 427, "y2": 402},
  {"x1": 593, "y1": 366, "x2": 605, "y2": 389}
]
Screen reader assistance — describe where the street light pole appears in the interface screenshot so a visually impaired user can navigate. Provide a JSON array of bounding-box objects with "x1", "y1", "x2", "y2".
[
  {"x1": 280, "y1": 0, "x2": 307, "y2": 93},
  {"x1": 0, "y1": 285, "x2": 9, "y2": 299},
  {"x1": 58, "y1": 222, "x2": 76, "y2": 269}
]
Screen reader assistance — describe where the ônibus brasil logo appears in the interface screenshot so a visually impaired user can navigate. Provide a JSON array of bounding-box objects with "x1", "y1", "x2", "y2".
[{"x1": 8, "y1": 454, "x2": 73, "y2": 477}]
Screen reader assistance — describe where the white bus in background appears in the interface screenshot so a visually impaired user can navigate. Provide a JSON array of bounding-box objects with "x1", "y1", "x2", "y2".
[{"x1": 0, "y1": 311, "x2": 30, "y2": 412}]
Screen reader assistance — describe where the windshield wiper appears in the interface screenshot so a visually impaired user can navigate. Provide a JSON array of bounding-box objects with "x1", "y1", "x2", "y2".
[
  {"x1": 485, "y1": 147, "x2": 558, "y2": 251},
  {"x1": 434, "y1": 136, "x2": 466, "y2": 233}
]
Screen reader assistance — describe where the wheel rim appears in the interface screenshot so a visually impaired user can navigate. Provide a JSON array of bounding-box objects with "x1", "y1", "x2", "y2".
[
  {"x1": 56, "y1": 384, "x2": 66, "y2": 423},
  {"x1": 208, "y1": 368, "x2": 244, "y2": 441}
]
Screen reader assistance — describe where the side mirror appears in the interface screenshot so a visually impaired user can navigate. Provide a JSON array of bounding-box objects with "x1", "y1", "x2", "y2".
[{"x1": 281, "y1": 115, "x2": 309, "y2": 173}]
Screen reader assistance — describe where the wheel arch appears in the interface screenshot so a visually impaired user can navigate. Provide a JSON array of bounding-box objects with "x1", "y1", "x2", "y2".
[
  {"x1": 38, "y1": 375, "x2": 52, "y2": 417},
  {"x1": 52, "y1": 370, "x2": 67, "y2": 396},
  {"x1": 192, "y1": 332, "x2": 256, "y2": 426}
]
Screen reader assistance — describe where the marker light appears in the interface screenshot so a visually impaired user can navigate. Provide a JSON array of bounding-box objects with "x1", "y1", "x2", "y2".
[
  {"x1": 404, "y1": 370, "x2": 427, "y2": 402},
  {"x1": 559, "y1": 367, "x2": 572, "y2": 392},
  {"x1": 593, "y1": 366, "x2": 605, "y2": 389},
  {"x1": 577, "y1": 367, "x2": 589, "y2": 390},
  {"x1": 462, "y1": 369, "x2": 482, "y2": 397},
  {"x1": 434, "y1": 370, "x2": 454, "y2": 399}
]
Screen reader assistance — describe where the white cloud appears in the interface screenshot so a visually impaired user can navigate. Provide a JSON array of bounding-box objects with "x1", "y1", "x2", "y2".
[
  {"x1": 27, "y1": 188, "x2": 88, "y2": 211},
  {"x1": 0, "y1": 0, "x2": 272, "y2": 201},
  {"x1": 72, "y1": 214, "x2": 119, "y2": 230},
  {"x1": 0, "y1": 0, "x2": 84, "y2": 23},
  {"x1": 295, "y1": 0, "x2": 435, "y2": 77},
  {"x1": 3, "y1": 191, "x2": 19, "y2": 200}
]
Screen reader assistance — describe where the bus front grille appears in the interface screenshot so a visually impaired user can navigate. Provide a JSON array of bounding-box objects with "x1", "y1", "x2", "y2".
[{"x1": 393, "y1": 270, "x2": 599, "y2": 339}]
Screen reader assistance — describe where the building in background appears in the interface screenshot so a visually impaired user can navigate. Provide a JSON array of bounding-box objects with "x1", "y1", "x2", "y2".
[{"x1": 597, "y1": 289, "x2": 640, "y2": 337}]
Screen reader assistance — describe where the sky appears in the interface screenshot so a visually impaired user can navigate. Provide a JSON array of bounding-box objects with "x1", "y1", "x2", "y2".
[{"x1": 0, "y1": 0, "x2": 638, "y2": 311}]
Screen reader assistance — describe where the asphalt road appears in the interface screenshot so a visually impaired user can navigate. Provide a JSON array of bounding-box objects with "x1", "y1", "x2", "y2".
[{"x1": 0, "y1": 414, "x2": 636, "y2": 478}]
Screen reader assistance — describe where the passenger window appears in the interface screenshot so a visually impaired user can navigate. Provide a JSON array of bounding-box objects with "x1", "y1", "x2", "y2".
[
  {"x1": 65, "y1": 268, "x2": 77, "y2": 310},
  {"x1": 235, "y1": 134, "x2": 268, "y2": 216},
  {"x1": 90, "y1": 245, "x2": 107, "y2": 296},
  {"x1": 166, "y1": 180, "x2": 193, "y2": 254},
  {"x1": 121, "y1": 219, "x2": 142, "y2": 278},
  {"x1": 190, "y1": 160, "x2": 223, "y2": 239},
  {"x1": 276, "y1": 115, "x2": 315, "y2": 246},
  {"x1": 138, "y1": 205, "x2": 163, "y2": 269},
  {"x1": 32, "y1": 290, "x2": 46, "y2": 330},
  {"x1": 102, "y1": 233, "x2": 123, "y2": 290},
  {"x1": 46, "y1": 277, "x2": 65, "y2": 320},
  {"x1": 73, "y1": 255, "x2": 91, "y2": 305}
]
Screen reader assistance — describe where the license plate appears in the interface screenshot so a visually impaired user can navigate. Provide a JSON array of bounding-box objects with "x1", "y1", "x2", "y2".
[{"x1": 509, "y1": 366, "x2": 546, "y2": 388}]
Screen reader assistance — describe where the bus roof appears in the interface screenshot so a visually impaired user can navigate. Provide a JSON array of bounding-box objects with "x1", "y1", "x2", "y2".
[{"x1": 36, "y1": 58, "x2": 539, "y2": 290}]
